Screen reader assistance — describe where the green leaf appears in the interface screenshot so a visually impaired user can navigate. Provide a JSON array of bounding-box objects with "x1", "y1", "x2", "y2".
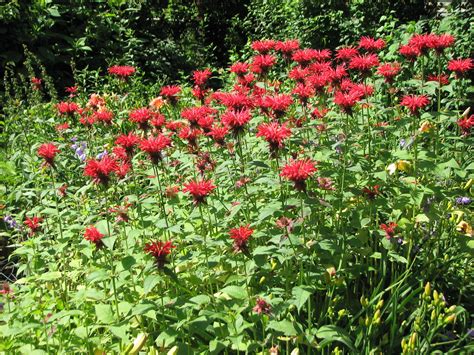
[
  {"x1": 291, "y1": 286, "x2": 313, "y2": 312},
  {"x1": 220, "y1": 285, "x2": 247, "y2": 300},
  {"x1": 121, "y1": 255, "x2": 136, "y2": 270},
  {"x1": 316, "y1": 325, "x2": 356, "y2": 352},
  {"x1": 144, "y1": 275, "x2": 162, "y2": 295},
  {"x1": 38, "y1": 271, "x2": 62, "y2": 281},
  {"x1": 95, "y1": 304, "x2": 115, "y2": 324},
  {"x1": 267, "y1": 320, "x2": 298, "y2": 336}
]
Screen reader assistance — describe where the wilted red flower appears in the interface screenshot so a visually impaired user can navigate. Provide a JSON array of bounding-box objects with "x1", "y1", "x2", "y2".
[
  {"x1": 207, "y1": 125, "x2": 229, "y2": 145},
  {"x1": 109, "y1": 202, "x2": 132, "y2": 223},
  {"x1": 380, "y1": 222, "x2": 397, "y2": 239},
  {"x1": 0, "y1": 282, "x2": 13, "y2": 296},
  {"x1": 55, "y1": 122, "x2": 70, "y2": 132},
  {"x1": 160, "y1": 85, "x2": 181, "y2": 104},
  {"x1": 229, "y1": 225, "x2": 253, "y2": 252},
  {"x1": 280, "y1": 159, "x2": 317, "y2": 191},
  {"x1": 165, "y1": 185, "x2": 180, "y2": 198},
  {"x1": 84, "y1": 155, "x2": 118, "y2": 185},
  {"x1": 362, "y1": 185, "x2": 381, "y2": 199},
  {"x1": 377, "y1": 62, "x2": 401, "y2": 83},
  {"x1": 251, "y1": 54, "x2": 276, "y2": 74},
  {"x1": 144, "y1": 240, "x2": 175, "y2": 268},
  {"x1": 358, "y1": 36, "x2": 385, "y2": 52},
  {"x1": 37, "y1": 143, "x2": 60, "y2": 167},
  {"x1": 24, "y1": 216, "x2": 42, "y2": 235},
  {"x1": 317, "y1": 177, "x2": 335, "y2": 191},
  {"x1": 400, "y1": 95, "x2": 430, "y2": 115},
  {"x1": 349, "y1": 54, "x2": 380, "y2": 73},
  {"x1": 93, "y1": 109, "x2": 113, "y2": 124},
  {"x1": 221, "y1": 109, "x2": 252, "y2": 132},
  {"x1": 253, "y1": 297, "x2": 271, "y2": 315},
  {"x1": 196, "y1": 152, "x2": 216, "y2": 175},
  {"x1": 115, "y1": 132, "x2": 140, "y2": 156},
  {"x1": 84, "y1": 226, "x2": 104, "y2": 247},
  {"x1": 457, "y1": 115, "x2": 474, "y2": 136},
  {"x1": 257, "y1": 122, "x2": 291, "y2": 153},
  {"x1": 311, "y1": 107, "x2": 329, "y2": 119},
  {"x1": 31, "y1": 77, "x2": 42, "y2": 90},
  {"x1": 183, "y1": 178, "x2": 216, "y2": 204},
  {"x1": 57, "y1": 101, "x2": 79, "y2": 115},
  {"x1": 139, "y1": 134, "x2": 172, "y2": 164},
  {"x1": 399, "y1": 44, "x2": 421, "y2": 60},
  {"x1": 427, "y1": 74, "x2": 449, "y2": 86},
  {"x1": 166, "y1": 120, "x2": 184, "y2": 131},
  {"x1": 108, "y1": 65, "x2": 136, "y2": 78},
  {"x1": 336, "y1": 47, "x2": 359, "y2": 62},
  {"x1": 193, "y1": 68, "x2": 212, "y2": 87},
  {"x1": 447, "y1": 58, "x2": 473, "y2": 77},
  {"x1": 251, "y1": 39, "x2": 276, "y2": 54},
  {"x1": 276, "y1": 217, "x2": 294, "y2": 234},
  {"x1": 129, "y1": 107, "x2": 152, "y2": 130}
]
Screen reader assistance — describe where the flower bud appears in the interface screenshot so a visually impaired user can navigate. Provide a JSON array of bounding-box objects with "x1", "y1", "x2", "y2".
[
  {"x1": 128, "y1": 333, "x2": 147, "y2": 355},
  {"x1": 376, "y1": 299, "x2": 384, "y2": 310},
  {"x1": 360, "y1": 295, "x2": 368, "y2": 308},
  {"x1": 444, "y1": 314, "x2": 456, "y2": 324},
  {"x1": 464, "y1": 179, "x2": 473, "y2": 190},
  {"x1": 259, "y1": 276, "x2": 266, "y2": 285},
  {"x1": 433, "y1": 290, "x2": 439, "y2": 302},
  {"x1": 431, "y1": 309, "x2": 437, "y2": 321},
  {"x1": 447, "y1": 305, "x2": 456, "y2": 313},
  {"x1": 424, "y1": 282, "x2": 431, "y2": 299}
]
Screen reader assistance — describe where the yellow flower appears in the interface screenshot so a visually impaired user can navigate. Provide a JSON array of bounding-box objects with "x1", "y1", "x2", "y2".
[
  {"x1": 456, "y1": 221, "x2": 473, "y2": 236},
  {"x1": 419, "y1": 120, "x2": 433, "y2": 133},
  {"x1": 396, "y1": 160, "x2": 412, "y2": 172}
]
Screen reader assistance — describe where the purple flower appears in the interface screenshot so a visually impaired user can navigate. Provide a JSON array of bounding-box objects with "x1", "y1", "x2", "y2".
[
  {"x1": 455, "y1": 197, "x2": 471, "y2": 205},
  {"x1": 400, "y1": 136, "x2": 414, "y2": 149},
  {"x1": 71, "y1": 142, "x2": 87, "y2": 162},
  {"x1": 96, "y1": 150, "x2": 108, "y2": 160},
  {"x1": 3, "y1": 215, "x2": 20, "y2": 230}
]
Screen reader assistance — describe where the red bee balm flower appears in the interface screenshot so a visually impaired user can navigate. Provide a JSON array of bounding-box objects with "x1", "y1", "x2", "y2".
[
  {"x1": 256, "y1": 122, "x2": 291, "y2": 154},
  {"x1": 144, "y1": 240, "x2": 175, "y2": 268},
  {"x1": 280, "y1": 159, "x2": 317, "y2": 191},
  {"x1": 336, "y1": 47, "x2": 359, "y2": 62},
  {"x1": 84, "y1": 226, "x2": 104, "y2": 247},
  {"x1": 358, "y1": 36, "x2": 385, "y2": 52},
  {"x1": 251, "y1": 54, "x2": 276, "y2": 74},
  {"x1": 139, "y1": 134, "x2": 172, "y2": 164},
  {"x1": 160, "y1": 85, "x2": 181, "y2": 104},
  {"x1": 377, "y1": 62, "x2": 401, "y2": 83},
  {"x1": 349, "y1": 54, "x2": 380, "y2": 73},
  {"x1": 251, "y1": 39, "x2": 276, "y2": 54},
  {"x1": 400, "y1": 95, "x2": 430, "y2": 115},
  {"x1": 183, "y1": 179, "x2": 216, "y2": 204},
  {"x1": 37, "y1": 143, "x2": 60, "y2": 167},
  {"x1": 221, "y1": 109, "x2": 252, "y2": 132},
  {"x1": 380, "y1": 222, "x2": 397, "y2": 239},
  {"x1": 84, "y1": 155, "x2": 118, "y2": 185},
  {"x1": 24, "y1": 216, "x2": 43, "y2": 235},
  {"x1": 115, "y1": 132, "x2": 140, "y2": 156},
  {"x1": 193, "y1": 69, "x2": 212, "y2": 87},
  {"x1": 108, "y1": 65, "x2": 136, "y2": 78},
  {"x1": 129, "y1": 108, "x2": 153, "y2": 130},
  {"x1": 229, "y1": 225, "x2": 253, "y2": 252},
  {"x1": 57, "y1": 101, "x2": 79, "y2": 115},
  {"x1": 447, "y1": 58, "x2": 473, "y2": 77}
]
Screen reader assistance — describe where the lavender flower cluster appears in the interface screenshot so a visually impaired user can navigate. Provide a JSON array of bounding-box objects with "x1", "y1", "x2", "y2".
[{"x1": 71, "y1": 137, "x2": 87, "y2": 162}]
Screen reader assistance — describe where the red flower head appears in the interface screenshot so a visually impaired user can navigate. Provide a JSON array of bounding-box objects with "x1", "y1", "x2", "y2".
[
  {"x1": 183, "y1": 178, "x2": 216, "y2": 204},
  {"x1": 399, "y1": 45, "x2": 421, "y2": 61},
  {"x1": 115, "y1": 162, "x2": 130, "y2": 179},
  {"x1": 251, "y1": 39, "x2": 276, "y2": 54},
  {"x1": 362, "y1": 185, "x2": 381, "y2": 200},
  {"x1": 207, "y1": 125, "x2": 229, "y2": 146},
  {"x1": 256, "y1": 122, "x2": 291, "y2": 154},
  {"x1": 251, "y1": 54, "x2": 276, "y2": 74},
  {"x1": 56, "y1": 101, "x2": 79, "y2": 116},
  {"x1": 253, "y1": 297, "x2": 271, "y2": 315},
  {"x1": 427, "y1": 74, "x2": 449, "y2": 86},
  {"x1": 328, "y1": 65, "x2": 348, "y2": 85},
  {"x1": 84, "y1": 155, "x2": 118, "y2": 185},
  {"x1": 37, "y1": 143, "x2": 60, "y2": 167},
  {"x1": 139, "y1": 134, "x2": 172, "y2": 164},
  {"x1": 144, "y1": 240, "x2": 175, "y2": 268},
  {"x1": 115, "y1": 132, "x2": 140, "y2": 157},
  {"x1": 358, "y1": 36, "x2": 386, "y2": 52},
  {"x1": 336, "y1": 47, "x2": 359, "y2": 62},
  {"x1": 84, "y1": 226, "x2": 104, "y2": 247},
  {"x1": 377, "y1": 62, "x2": 401, "y2": 83},
  {"x1": 55, "y1": 122, "x2": 70, "y2": 132},
  {"x1": 447, "y1": 58, "x2": 473, "y2": 77},
  {"x1": 150, "y1": 112, "x2": 166, "y2": 129},
  {"x1": 380, "y1": 222, "x2": 397, "y2": 239},
  {"x1": 289, "y1": 66, "x2": 310, "y2": 82},
  {"x1": 65, "y1": 86, "x2": 78, "y2": 97},
  {"x1": 275, "y1": 39, "x2": 300, "y2": 58},
  {"x1": 108, "y1": 65, "x2": 136, "y2": 78},
  {"x1": 166, "y1": 120, "x2": 184, "y2": 132},
  {"x1": 221, "y1": 109, "x2": 252, "y2": 133},
  {"x1": 400, "y1": 95, "x2": 430, "y2": 115},
  {"x1": 280, "y1": 158, "x2": 317, "y2": 191},
  {"x1": 129, "y1": 107, "x2": 153, "y2": 130},
  {"x1": 93, "y1": 109, "x2": 113, "y2": 125},
  {"x1": 192, "y1": 86, "x2": 209, "y2": 102},
  {"x1": 334, "y1": 90, "x2": 362, "y2": 114},
  {"x1": 193, "y1": 68, "x2": 212, "y2": 87},
  {"x1": 24, "y1": 216, "x2": 43, "y2": 235},
  {"x1": 230, "y1": 62, "x2": 250, "y2": 76},
  {"x1": 31, "y1": 77, "x2": 42, "y2": 90},
  {"x1": 214, "y1": 91, "x2": 253, "y2": 110},
  {"x1": 349, "y1": 54, "x2": 380, "y2": 74},
  {"x1": 429, "y1": 34, "x2": 455, "y2": 53},
  {"x1": 292, "y1": 83, "x2": 315, "y2": 103},
  {"x1": 160, "y1": 85, "x2": 181, "y2": 104},
  {"x1": 229, "y1": 225, "x2": 253, "y2": 252},
  {"x1": 178, "y1": 126, "x2": 203, "y2": 149},
  {"x1": 408, "y1": 34, "x2": 435, "y2": 55},
  {"x1": 181, "y1": 106, "x2": 216, "y2": 127},
  {"x1": 457, "y1": 114, "x2": 474, "y2": 136},
  {"x1": 259, "y1": 94, "x2": 293, "y2": 118}
]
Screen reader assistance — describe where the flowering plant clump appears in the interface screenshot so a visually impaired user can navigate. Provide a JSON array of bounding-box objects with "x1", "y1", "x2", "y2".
[{"x1": 2, "y1": 18, "x2": 473, "y2": 355}]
